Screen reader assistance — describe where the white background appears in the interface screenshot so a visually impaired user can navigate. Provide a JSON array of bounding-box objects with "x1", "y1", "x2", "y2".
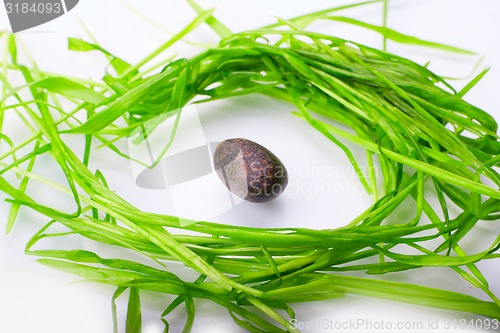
[{"x1": 1, "y1": 0, "x2": 500, "y2": 332}]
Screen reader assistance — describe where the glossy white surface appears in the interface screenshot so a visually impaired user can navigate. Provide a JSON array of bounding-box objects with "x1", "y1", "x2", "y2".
[{"x1": 0, "y1": 1, "x2": 499, "y2": 332}]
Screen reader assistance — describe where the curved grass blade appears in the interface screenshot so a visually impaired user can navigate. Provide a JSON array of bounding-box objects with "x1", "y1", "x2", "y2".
[{"x1": 324, "y1": 16, "x2": 475, "y2": 55}]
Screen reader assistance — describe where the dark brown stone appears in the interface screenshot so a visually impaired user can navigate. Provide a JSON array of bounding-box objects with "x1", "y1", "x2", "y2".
[{"x1": 213, "y1": 138, "x2": 288, "y2": 203}]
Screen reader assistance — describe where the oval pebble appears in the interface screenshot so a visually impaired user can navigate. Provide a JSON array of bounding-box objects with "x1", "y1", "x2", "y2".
[{"x1": 213, "y1": 138, "x2": 288, "y2": 203}]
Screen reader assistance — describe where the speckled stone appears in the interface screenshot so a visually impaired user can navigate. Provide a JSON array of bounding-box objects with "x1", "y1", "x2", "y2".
[{"x1": 213, "y1": 138, "x2": 288, "y2": 203}]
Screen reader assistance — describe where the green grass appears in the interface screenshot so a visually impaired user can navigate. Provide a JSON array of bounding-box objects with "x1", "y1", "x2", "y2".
[{"x1": 0, "y1": 1, "x2": 499, "y2": 332}]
